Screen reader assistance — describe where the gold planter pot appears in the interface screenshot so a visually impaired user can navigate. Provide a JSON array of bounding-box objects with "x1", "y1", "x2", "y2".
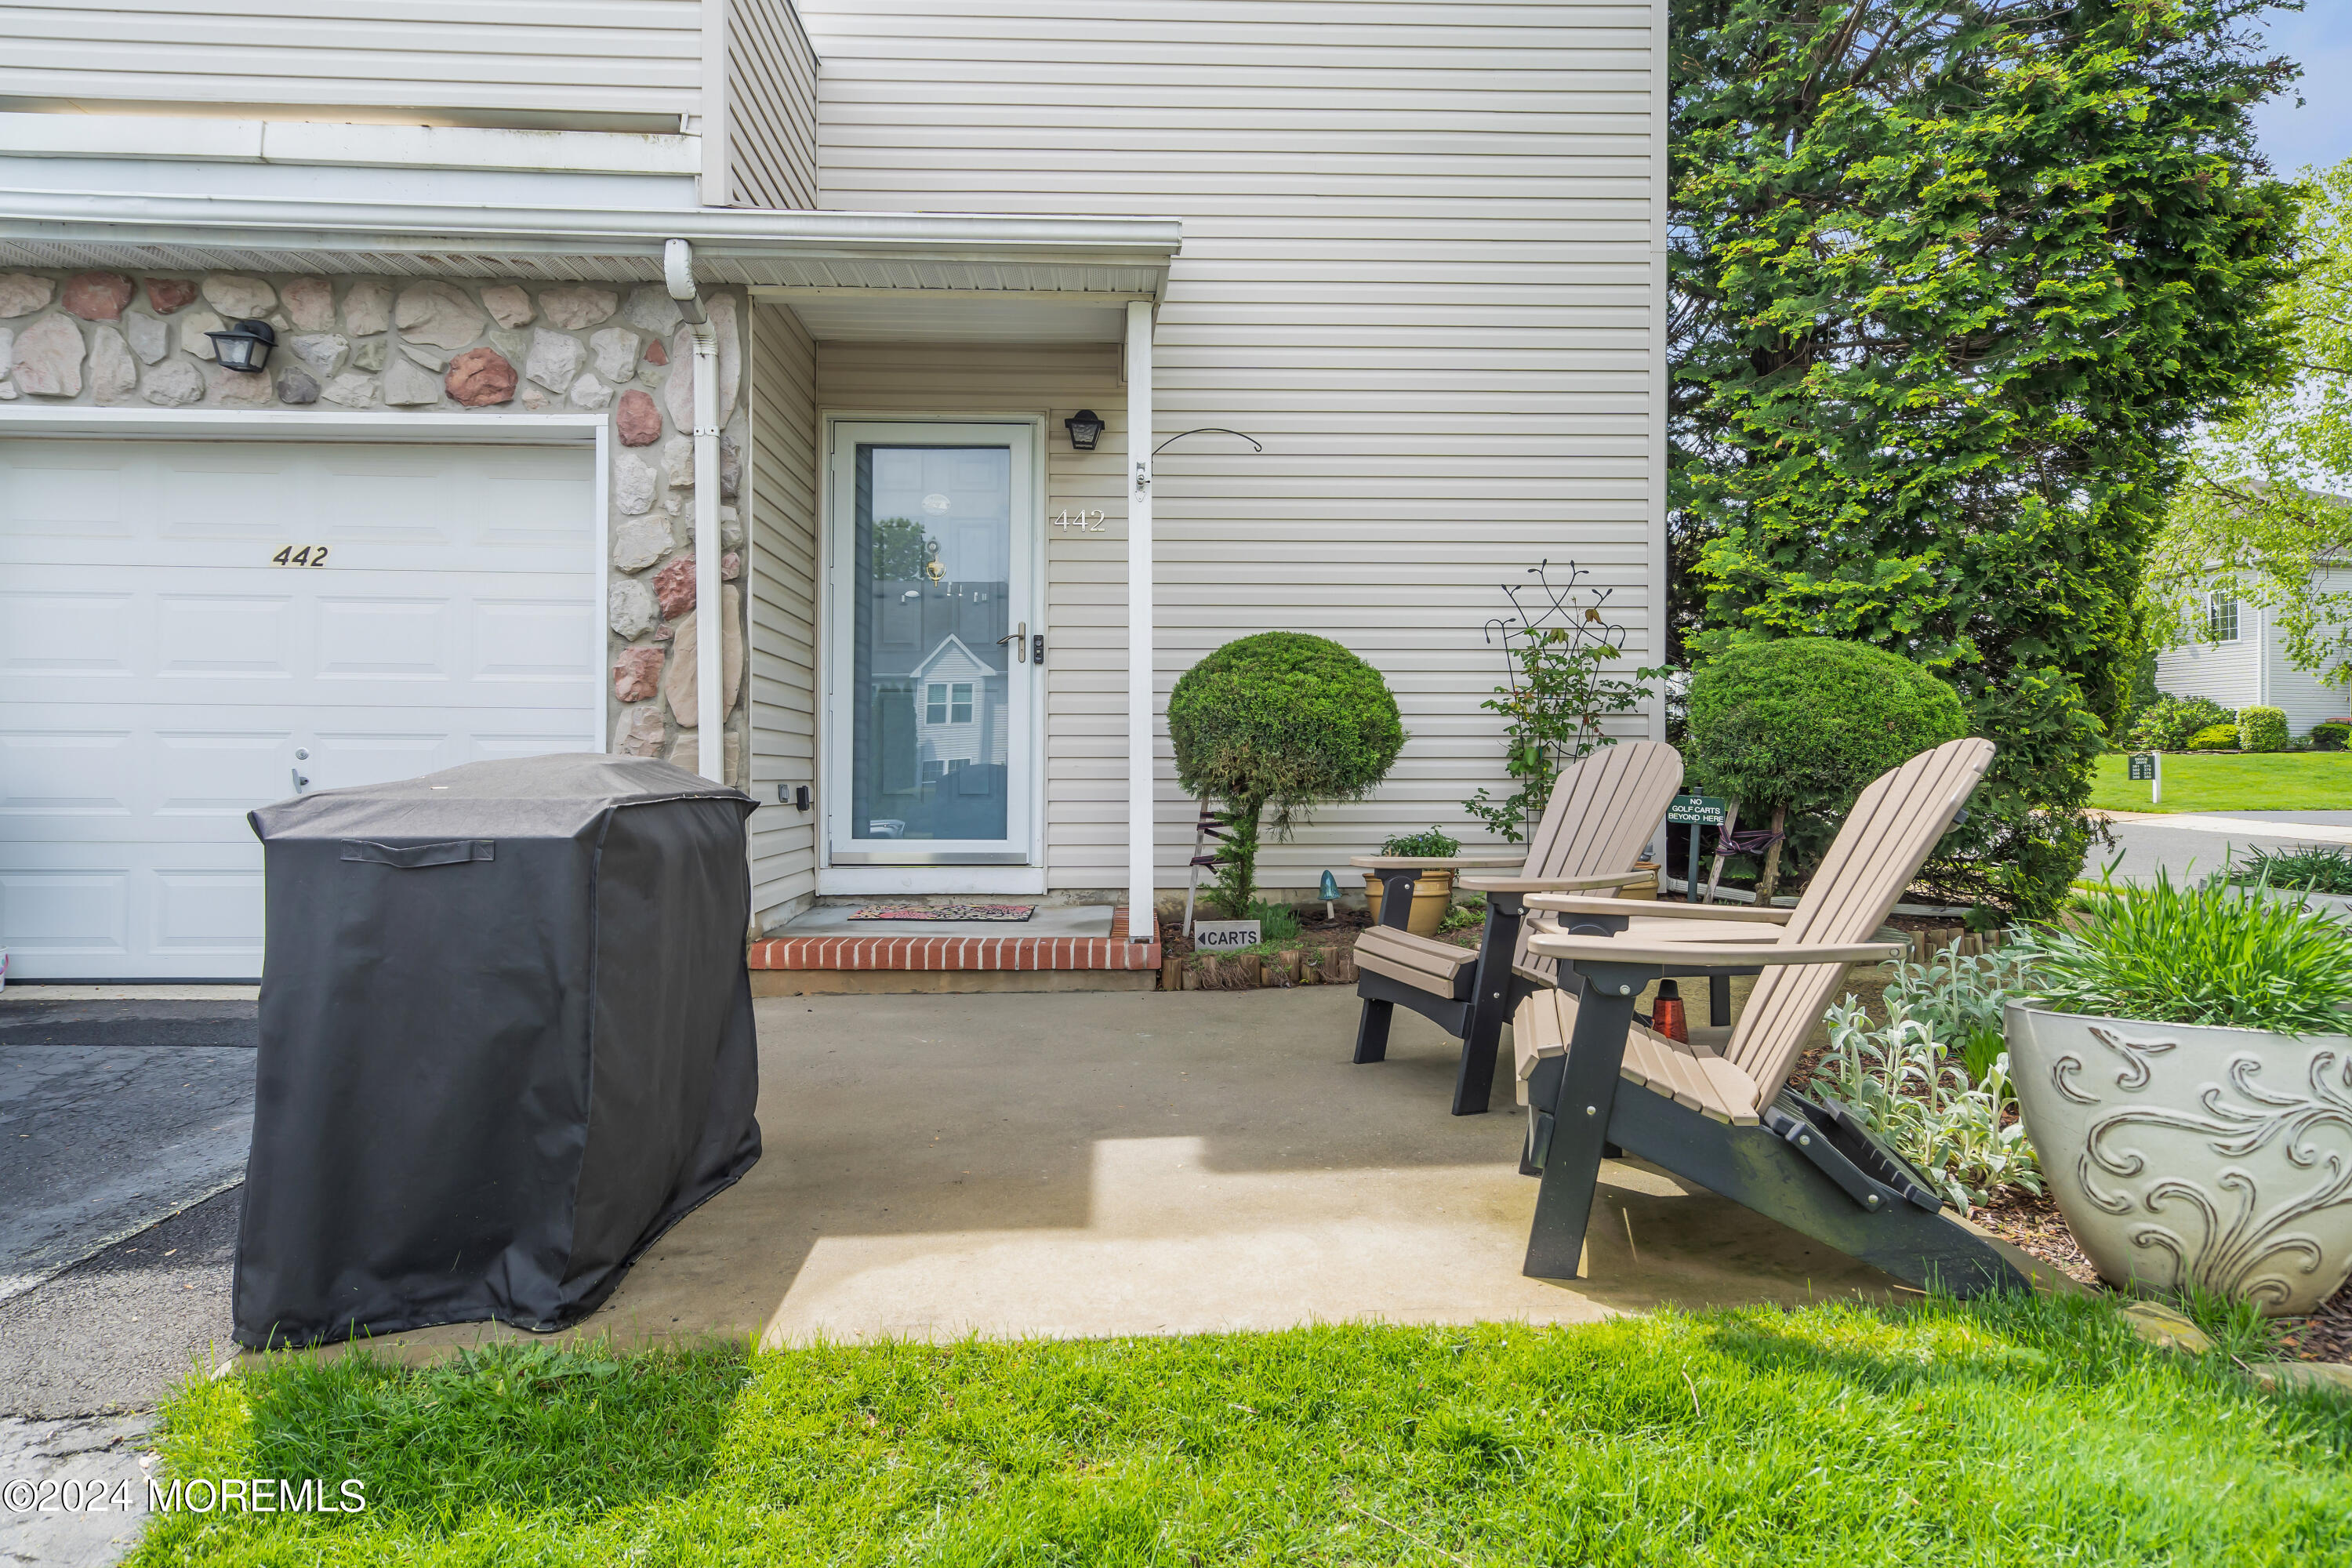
[{"x1": 1363, "y1": 869, "x2": 1456, "y2": 938}]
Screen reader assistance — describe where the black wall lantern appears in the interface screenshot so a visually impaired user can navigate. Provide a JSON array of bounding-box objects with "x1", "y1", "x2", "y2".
[
  {"x1": 206, "y1": 319, "x2": 277, "y2": 372},
  {"x1": 1063, "y1": 408, "x2": 1104, "y2": 450}
]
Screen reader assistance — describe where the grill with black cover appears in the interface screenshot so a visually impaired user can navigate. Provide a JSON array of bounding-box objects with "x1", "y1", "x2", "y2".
[{"x1": 235, "y1": 754, "x2": 760, "y2": 1348}]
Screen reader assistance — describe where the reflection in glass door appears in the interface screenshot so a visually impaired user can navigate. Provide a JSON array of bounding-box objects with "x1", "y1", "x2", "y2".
[{"x1": 828, "y1": 423, "x2": 1034, "y2": 864}]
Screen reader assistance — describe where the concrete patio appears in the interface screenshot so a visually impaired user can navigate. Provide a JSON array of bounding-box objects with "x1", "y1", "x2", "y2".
[{"x1": 292, "y1": 986, "x2": 1911, "y2": 1364}]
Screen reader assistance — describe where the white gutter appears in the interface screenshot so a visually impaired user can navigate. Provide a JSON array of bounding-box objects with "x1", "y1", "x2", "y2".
[
  {"x1": 0, "y1": 188, "x2": 1181, "y2": 272},
  {"x1": 665, "y1": 239, "x2": 724, "y2": 786}
]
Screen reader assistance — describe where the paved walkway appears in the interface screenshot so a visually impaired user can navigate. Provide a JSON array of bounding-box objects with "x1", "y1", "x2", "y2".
[
  {"x1": 0, "y1": 985, "x2": 1955, "y2": 1563},
  {"x1": 289, "y1": 988, "x2": 1903, "y2": 1364},
  {"x1": 2092, "y1": 811, "x2": 2352, "y2": 884}
]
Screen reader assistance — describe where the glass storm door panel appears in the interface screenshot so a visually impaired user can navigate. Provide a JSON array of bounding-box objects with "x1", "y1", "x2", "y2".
[{"x1": 827, "y1": 423, "x2": 1035, "y2": 864}]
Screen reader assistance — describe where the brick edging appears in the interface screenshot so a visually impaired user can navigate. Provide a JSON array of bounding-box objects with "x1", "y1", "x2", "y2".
[{"x1": 749, "y1": 909, "x2": 1161, "y2": 972}]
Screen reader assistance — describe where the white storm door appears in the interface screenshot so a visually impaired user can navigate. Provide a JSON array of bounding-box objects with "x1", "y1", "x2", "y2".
[
  {"x1": 0, "y1": 437, "x2": 599, "y2": 981},
  {"x1": 826, "y1": 422, "x2": 1037, "y2": 866}
]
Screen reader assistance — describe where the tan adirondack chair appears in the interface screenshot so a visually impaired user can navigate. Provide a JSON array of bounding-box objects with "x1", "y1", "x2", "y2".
[
  {"x1": 1348, "y1": 739, "x2": 1683, "y2": 1116},
  {"x1": 1509, "y1": 738, "x2": 2030, "y2": 1295}
]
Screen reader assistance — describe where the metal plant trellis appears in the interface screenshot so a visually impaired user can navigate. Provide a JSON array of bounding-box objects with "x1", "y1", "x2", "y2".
[{"x1": 1465, "y1": 560, "x2": 1656, "y2": 843}]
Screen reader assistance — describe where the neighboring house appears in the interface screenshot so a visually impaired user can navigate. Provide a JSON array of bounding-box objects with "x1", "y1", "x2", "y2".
[
  {"x1": 2154, "y1": 586, "x2": 2352, "y2": 735},
  {"x1": 910, "y1": 636, "x2": 1007, "y2": 777},
  {"x1": 0, "y1": 0, "x2": 1671, "y2": 980}
]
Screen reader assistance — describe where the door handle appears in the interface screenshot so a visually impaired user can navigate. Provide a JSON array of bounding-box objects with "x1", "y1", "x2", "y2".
[
  {"x1": 292, "y1": 766, "x2": 310, "y2": 793},
  {"x1": 996, "y1": 622, "x2": 1029, "y2": 663}
]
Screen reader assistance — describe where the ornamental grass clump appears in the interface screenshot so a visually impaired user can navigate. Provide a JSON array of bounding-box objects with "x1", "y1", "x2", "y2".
[
  {"x1": 1169, "y1": 632, "x2": 1405, "y2": 916},
  {"x1": 2230, "y1": 843, "x2": 2352, "y2": 898},
  {"x1": 2011, "y1": 868, "x2": 2352, "y2": 1035}
]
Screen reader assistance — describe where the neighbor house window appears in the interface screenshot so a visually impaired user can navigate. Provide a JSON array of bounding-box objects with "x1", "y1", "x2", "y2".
[
  {"x1": 926, "y1": 682, "x2": 948, "y2": 724},
  {"x1": 2208, "y1": 594, "x2": 2241, "y2": 642},
  {"x1": 950, "y1": 683, "x2": 974, "y2": 724}
]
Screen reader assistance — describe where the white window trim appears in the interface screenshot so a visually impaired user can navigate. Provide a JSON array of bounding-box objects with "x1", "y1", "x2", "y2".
[
  {"x1": 0, "y1": 406, "x2": 613, "y2": 750},
  {"x1": 2207, "y1": 590, "x2": 2242, "y2": 644}
]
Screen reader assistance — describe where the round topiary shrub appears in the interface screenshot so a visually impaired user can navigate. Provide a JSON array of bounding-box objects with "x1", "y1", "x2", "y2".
[
  {"x1": 1169, "y1": 632, "x2": 1406, "y2": 914},
  {"x1": 2187, "y1": 723, "x2": 2241, "y2": 752},
  {"x1": 2239, "y1": 705, "x2": 2288, "y2": 753},
  {"x1": 2310, "y1": 720, "x2": 2350, "y2": 753},
  {"x1": 1686, "y1": 637, "x2": 1968, "y2": 898}
]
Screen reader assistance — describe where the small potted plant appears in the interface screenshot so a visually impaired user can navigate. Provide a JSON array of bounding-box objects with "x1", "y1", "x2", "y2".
[
  {"x1": 2004, "y1": 869, "x2": 2352, "y2": 1314},
  {"x1": 1364, "y1": 827, "x2": 1460, "y2": 937}
]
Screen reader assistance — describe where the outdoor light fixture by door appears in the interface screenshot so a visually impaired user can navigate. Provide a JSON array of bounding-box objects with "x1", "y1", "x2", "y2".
[
  {"x1": 206, "y1": 319, "x2": 277, "y2": 372},
  {"x1": 1063, "y1": 408, "x2": 1104, "y2": 450}
]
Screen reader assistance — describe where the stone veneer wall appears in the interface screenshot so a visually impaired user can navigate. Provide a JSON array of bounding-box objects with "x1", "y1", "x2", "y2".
[{"x1": 0, "y1": 267, "x2": 753, "y2": 785}]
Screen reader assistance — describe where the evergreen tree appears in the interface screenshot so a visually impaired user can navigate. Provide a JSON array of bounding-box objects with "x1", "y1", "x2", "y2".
[{"x1": 1670, "y1": 0, "x2": 2302, "y2": 911}]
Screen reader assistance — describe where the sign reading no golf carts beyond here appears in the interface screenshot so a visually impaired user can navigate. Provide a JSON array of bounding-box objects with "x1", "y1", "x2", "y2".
[{"x1": 1667, "y1": 794, "x2": 1730, "y2": 827}]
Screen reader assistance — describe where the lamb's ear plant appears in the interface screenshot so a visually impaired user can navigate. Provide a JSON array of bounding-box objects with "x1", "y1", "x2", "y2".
[{"x1": 2009, "y1": 866, "x2": 2352, "y2": 1034}]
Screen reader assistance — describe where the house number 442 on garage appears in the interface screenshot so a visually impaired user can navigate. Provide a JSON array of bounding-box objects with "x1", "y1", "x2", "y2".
[{"x1": 270, "y1": 545, "x2": 332, "y2": 566}]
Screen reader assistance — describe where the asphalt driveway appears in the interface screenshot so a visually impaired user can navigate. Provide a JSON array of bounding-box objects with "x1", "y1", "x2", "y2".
[{"x1": 0, "y1": 993, "x2": 253, "y2": 1568}]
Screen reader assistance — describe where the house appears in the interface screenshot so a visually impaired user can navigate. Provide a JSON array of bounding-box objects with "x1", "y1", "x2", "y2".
[
  {"x1": 0, "y1": 0, "x2": 1672, "y2": 982},
  {"x1": 2155, "y1": 586, "x2": 2352, "y2": 735}
]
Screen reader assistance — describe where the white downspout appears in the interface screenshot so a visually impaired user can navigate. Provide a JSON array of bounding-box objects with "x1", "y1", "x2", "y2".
[{"x1": 665, "y1": 238, "x2": 724, "y2": 784}]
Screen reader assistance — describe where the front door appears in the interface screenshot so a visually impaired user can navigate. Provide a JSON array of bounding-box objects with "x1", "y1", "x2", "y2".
[{"x1": 826, "y1": 421, "x2": 1036, "y2": 865}]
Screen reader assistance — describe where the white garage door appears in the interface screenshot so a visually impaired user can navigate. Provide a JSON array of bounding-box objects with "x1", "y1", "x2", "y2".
[{"x1": 1, "y1": 436, "x2": 601, "y2": 980}]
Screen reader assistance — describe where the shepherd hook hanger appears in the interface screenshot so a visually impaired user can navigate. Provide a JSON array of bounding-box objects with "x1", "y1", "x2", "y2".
[{"x1": 1153, "y1": 428, "x2": 1264, "y2": 456}]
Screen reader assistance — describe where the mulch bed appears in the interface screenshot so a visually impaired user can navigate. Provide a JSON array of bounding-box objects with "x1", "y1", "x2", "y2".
[
  {"x1": 1158, "y1": 906, "x2": 1371, "y2": 964},
  {"x1": 1971, "y1": 1192, "x2": 2352, "y2": 1363}
]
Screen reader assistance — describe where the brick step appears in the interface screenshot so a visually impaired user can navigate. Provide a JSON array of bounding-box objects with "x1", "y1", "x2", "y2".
[{"x1": 747, "y1": 909, "x2": 1162, "y2": 995}]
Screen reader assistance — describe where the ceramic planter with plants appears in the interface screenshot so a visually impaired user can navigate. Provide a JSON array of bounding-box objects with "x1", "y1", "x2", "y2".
[
  {"x1": 1364, "y1": 827, "x2": 1460, "y2": 938},
  {"x1": 2004, "y1": 870, "x2": 2352, "y2": 1314}
]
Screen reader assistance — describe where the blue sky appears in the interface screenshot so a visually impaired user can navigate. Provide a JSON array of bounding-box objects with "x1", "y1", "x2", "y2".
[{"x1": 2249, "y1": 4, "x2": 2352, "y2": 176}]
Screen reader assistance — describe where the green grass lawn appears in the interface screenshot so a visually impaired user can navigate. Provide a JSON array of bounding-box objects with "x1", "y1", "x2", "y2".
[
  {"x1": 132, "y1": 1296, "x2": 2351, "y2": 1566},
  {"x1": 2089, "y1": 751, "x2": 2352, "y2": 815}
]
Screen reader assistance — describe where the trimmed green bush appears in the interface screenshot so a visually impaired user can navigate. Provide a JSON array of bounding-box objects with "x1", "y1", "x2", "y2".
[
  {"x1": 2187, "y1": 723, "x2": 2241, "y2": 752},
  {"x1": 2238, "y1": 705, "x2": 2288, "y2": 753},
  {"x1": 2125, "y1": 694, "x2": 2232, "y2": 752},
  {"x1": 1686, "y1": 637, "x2": 1968, "y2": 898},
  {"x1": 2310, "y1": 720, "x2": 2350, "y2": 753},
  {"x1": 1169, "y1": 633, "x2": 1405, "y2": 914}
]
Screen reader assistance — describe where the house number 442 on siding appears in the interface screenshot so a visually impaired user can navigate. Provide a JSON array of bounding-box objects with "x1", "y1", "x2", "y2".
[
  {"x1": 1050, "y1": 510, "x2": 1108, "y2": 532},
  {"x1": 270, "y1": 545, "x2": 331, "y2": 567}
]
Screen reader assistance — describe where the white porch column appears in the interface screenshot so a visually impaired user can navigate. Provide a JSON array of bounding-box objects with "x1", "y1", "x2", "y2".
[{"x1": 1125, "y1": 299, "x2": 1155, "y2": 943}]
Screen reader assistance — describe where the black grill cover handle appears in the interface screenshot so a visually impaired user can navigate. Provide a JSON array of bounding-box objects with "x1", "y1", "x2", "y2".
[{"x1": 339, "y1": 839, "x2": 496, "y2": 869}]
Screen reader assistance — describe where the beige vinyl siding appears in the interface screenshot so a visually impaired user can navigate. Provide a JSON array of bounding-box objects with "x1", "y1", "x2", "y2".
[
  {"x1": 748, "y1": 303, "x2": 822, "y2": 919},
  {"x1": 2263, "y1": 567, "x2": 2352, "y2": 735},
  {"x1": 2263, "y1": 639, "x2": 2350, "y2": 737},
  {"x1": 0, "y1": 1, "x2": 704, "y2": 127},
  {"x1": 797, "y1": 0, "x2": 1666, "y2": 891},
  {"x1": 815, "y1": 342, "x2": 1131, "y2": 888},
  {"x1": 2155, "y1": 619, "x2": 2263, "y2": 716},
  {"x1": 724, "y1": 0, "x2": 820, "y2": 208}
]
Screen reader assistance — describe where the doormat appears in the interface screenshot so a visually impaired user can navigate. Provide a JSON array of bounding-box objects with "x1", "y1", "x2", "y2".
[{"x1": 848, "y1": 903, "x2": 1036, "y2": 923}]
